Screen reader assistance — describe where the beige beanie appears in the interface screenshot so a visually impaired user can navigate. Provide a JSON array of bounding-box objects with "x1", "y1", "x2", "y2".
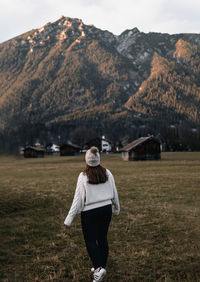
[{"x1": 85, "y1": 146, "x2": 100, "y2": 167}]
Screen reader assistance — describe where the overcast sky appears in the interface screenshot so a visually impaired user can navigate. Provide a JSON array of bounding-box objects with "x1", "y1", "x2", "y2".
[{"x1": 0, "y1": 0, "x2": 199, "y2": 43}]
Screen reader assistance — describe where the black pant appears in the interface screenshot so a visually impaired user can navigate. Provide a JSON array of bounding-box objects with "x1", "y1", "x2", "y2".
[{"x1": 81, "y1": 204, "x2": 112, "y2": 269}]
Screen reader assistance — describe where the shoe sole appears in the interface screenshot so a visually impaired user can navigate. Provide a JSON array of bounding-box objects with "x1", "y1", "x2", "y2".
[{"x1": 94, "y1": 271, "x2": 106, "y2": 282}]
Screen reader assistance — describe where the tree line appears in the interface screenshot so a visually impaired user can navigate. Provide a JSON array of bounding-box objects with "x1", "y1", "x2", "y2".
[{"x1": 0, "y1": 117, "x2": 199, "y2": 154}]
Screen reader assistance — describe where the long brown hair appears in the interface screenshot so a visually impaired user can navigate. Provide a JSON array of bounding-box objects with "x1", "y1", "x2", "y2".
[{"x1": 83, "y1": 165, "x2": 108, "y2": 184}]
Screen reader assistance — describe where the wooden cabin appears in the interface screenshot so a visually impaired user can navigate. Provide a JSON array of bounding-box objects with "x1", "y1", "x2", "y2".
[
  {"x1": 121, "y1": 136, "x2": 161, "y2": 161},
  {"x1": 60, "y1": 143, "x2": 80, "y2": 156},
  {"x1": 23, "y1": 146, "x2": 45, "y2": 158}
]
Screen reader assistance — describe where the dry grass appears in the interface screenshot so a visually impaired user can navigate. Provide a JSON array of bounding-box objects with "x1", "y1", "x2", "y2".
[{"x1": 0, "y1": 152, "x2": 200, "y2": 281}]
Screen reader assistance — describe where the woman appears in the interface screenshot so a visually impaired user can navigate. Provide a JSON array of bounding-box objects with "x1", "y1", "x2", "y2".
[{"x1": 64, "y1": 146, "x2": 120, "y2": 282}]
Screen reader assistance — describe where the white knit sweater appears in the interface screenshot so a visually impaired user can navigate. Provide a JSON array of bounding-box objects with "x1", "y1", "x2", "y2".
[{"x1": 64, "y1": 169, "x2": 120, "y2": 226}]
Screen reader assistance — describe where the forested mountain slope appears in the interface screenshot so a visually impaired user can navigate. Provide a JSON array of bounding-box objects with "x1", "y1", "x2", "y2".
[{"x1": 0, "y1": 16, "x2": 199, "y2": 150}]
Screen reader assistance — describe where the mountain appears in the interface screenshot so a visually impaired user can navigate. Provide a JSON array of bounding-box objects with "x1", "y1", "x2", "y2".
[
  {"x1": 0, "y1": 16, "x2": 200, "y2": 150},
  {"x1": 0, "y1": 17, "x2": 136, "y2": 128},
  {"x1": 125, "y1": 48, "x2": 200, "y2": 123}
]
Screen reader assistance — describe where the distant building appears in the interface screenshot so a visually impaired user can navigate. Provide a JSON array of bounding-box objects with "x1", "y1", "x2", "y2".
[
  {"x1": 60, "y1": 143, "x2": 80, "y2": 156},
  {"x1": 101, "y1": 136, "x2": 112, "y2": 152},
  {"x1": 120, "y1": 136, "x2": 161, "y2": 161},
  {"x1": 23, "y1": 146, "x2": 45, "y2": 158},
  {"x1": 84, "y1": 137, "x2": 112, "y2": 152},
  {"x1": 19, "y1": 146, "x2": 25, "y2": 155},
  {"x1": 115, "y1": 141, "x2": 123, "y2": 153},
  {"x1": 46, "y1": 144, "x2": 60, "y2": 156}
]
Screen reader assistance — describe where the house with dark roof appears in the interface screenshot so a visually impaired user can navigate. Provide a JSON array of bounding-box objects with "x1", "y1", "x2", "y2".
[
  {"x1": 60, "y1": 143, "x2": 80, "y2": 156},
  {"x1": 120, "y1": 136, "x2": 161, "y2": 161},
  {"x1": 23, "y1": 146, "x2": 45, "y2": 158}
]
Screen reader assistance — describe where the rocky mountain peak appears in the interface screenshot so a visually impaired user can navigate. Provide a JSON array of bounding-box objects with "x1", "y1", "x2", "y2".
[
  {"x1": 116, "y1": 27, "x2": 140, "y2": 54},
  {"x1": 119, "y1": 27, "x2": 140, "y2": 38},
  {"x1": 15, "y1": 16, "x2": 92, "y2": 53}
]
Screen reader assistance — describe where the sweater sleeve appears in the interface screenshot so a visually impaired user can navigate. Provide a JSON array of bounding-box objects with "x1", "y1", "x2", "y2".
[
  {"x1": 108, "y1": 170, "x2": 120, "y2": 215},
  {"x1": 64, "y1": 173, "x2": 85, "y2": 226}
]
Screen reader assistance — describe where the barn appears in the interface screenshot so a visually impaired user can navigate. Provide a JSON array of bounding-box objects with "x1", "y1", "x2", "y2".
[
  {"x1": 23, "y1": 146, "x2": 45, "y2": 158},
  {"x1": 121, "y1": 136, "x2": 161, "y2": 161},
  {"x1": 60, "y1": 143, "x2": 80, "y2": 156}
]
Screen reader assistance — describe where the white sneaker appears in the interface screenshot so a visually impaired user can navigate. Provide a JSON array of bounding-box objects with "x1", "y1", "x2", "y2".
[
  {"x1": 91, "y1": 268, "x2": 95, "y2": 282},
  {"x1": 93, "y1": 267, "x2": 106, "y2": 282}
]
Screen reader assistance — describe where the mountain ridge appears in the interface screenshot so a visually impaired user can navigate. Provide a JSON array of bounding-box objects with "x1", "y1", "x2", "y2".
[{"x1": 0, "y1": 16, "x2": 200, "y2": 150}]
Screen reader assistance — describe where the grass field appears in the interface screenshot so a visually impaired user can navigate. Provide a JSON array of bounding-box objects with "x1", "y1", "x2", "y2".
[{"x1": 0, "y1": 152, "x2": 200, "y2": 282}]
